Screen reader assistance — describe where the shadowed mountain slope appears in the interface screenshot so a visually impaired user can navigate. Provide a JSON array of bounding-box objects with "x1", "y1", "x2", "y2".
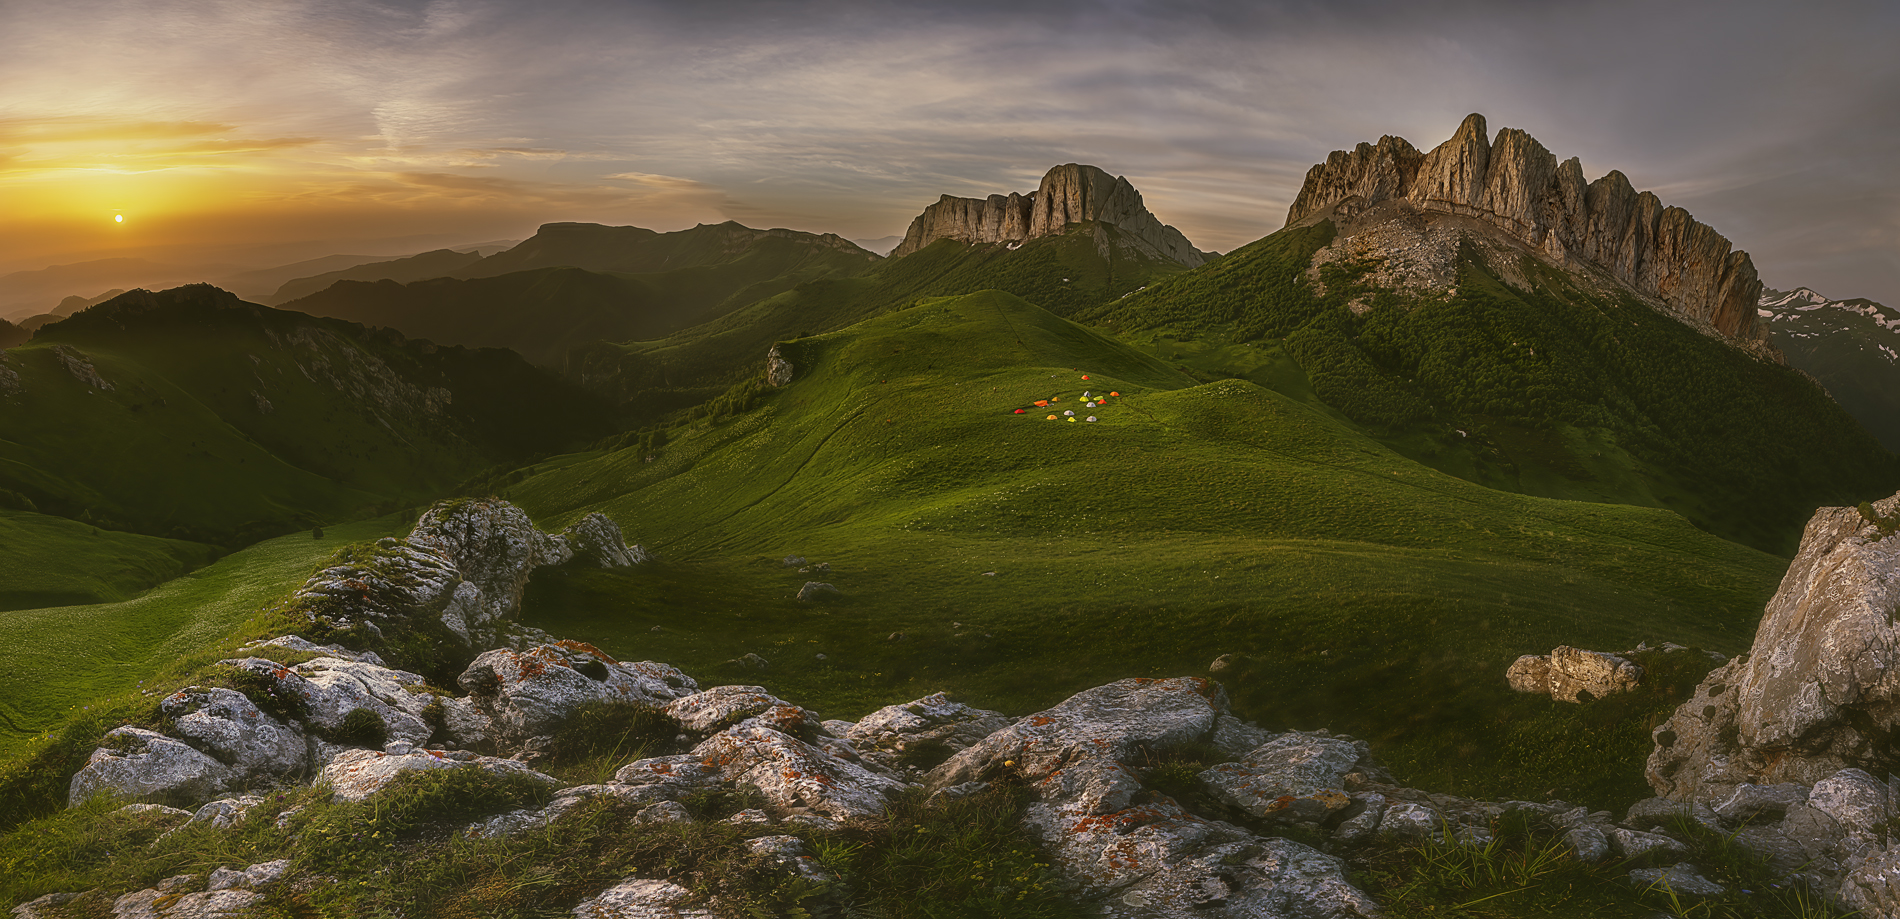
[
  {"x1": 1760, "y1": 286, "x2": 1900, "y2": 452},
  {"x1": 0, "y1": 285, "x2": 607, "y2": 549},
  {"x1": 279, "y1": 222, "x2": 882, "y2": 368},
  {"x1": 265, "y1": 248, "x2": 486, "y2": 304}
]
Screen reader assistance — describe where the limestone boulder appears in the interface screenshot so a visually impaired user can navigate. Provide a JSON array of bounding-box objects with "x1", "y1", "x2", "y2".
[
  {"x1": 319, "y1": 748, "x2": 558, "y2": 804},
  {"x1": 665, "y1": 685, "x2": 816, "y2": 736},
  {"x1": 1648, "y1": 492, "x2": 1900, "y2": 802},
  {"x1": 571, "y1": 879, "x2": 714, "y2": 919},
  {"x1": 1199, "y1": 732, "x2": 1373, "y2": 824},
  {"x1": 159, "y1": 687, "x2": 308, "y2": 779},
  {"x1": 843, "y1": 692, "x2": 1013, "y2": 773},
  {"x1": 110, "y1": 887, "x2": 261, "y2": 918},
  {"x1": 239, "y1": 634, "x2": 385, "y2": 665},
  {"x1": 458, "y1": 643, "x2": 695, "y2": 746},
  {"x1": 407, "y1": 497, "x2": 570, "y2": 630},
  {"x1": 1505, "y1": 647, "x2": 1643, "y2": 702},
  {"x1": 692, "y1": 722, "x2": 909, "y2": 821},
  {"x1": 69, "y1": 727, "x2": 231, "y2": 808},
  {"x1": 558, "y1": 513, "x2": 649, "y2": 569},
  {"x1": 926, "y1": 677, "x2": 1378, "y2": 918}
]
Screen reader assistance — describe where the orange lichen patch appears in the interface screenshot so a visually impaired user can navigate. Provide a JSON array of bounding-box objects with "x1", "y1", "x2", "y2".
[
  {"x1": 554, "y1": 639, "x2": 620, "y2": 664},
  {"x1": 1026, "y1": 715, "x2": 1057, "y2": 727}
]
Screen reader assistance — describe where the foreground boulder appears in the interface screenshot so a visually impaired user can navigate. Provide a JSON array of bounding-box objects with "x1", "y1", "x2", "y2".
[
  {"x1": 928, "y1": 677, "x2": 1379, "y2": 918},
  {"x1": 458, "y1": 642, "x2": 696, "y2": 748},
  {"x1": 320, "y1": 748, "x2": 559, "y2": 804},
  {"x1": 1648, "y1": 491, "x2": 1900, "y2": 802},
  {"x1": 68, "y1": 727, "x2": 231, "y2": 807}
]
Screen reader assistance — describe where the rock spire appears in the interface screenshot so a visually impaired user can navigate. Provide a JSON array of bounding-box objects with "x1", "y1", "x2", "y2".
[
  {"x1": 1286, "y1": 114, "x2": 1768, "y2": 349},
  {"x1": 891, "y1": 163, "x2": 1208, "y2": 267}
]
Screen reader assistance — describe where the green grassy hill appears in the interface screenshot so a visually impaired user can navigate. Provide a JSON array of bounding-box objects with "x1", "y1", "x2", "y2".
[
  {"x1": 0, "y1": 511, "x2": 216, "y2": 612},
  {"x1": 477, "y1": 290, "x2": 1785, "y2": 805},
  {"x1": 282, "y1": 223, "x2": 882, "y2": 368},
  {"x1": 568, "y1": 221, "x2": 1195, "y2": 419},
  {"x1": 1076, "y1": 223, "x2": 1900, "y2": 556},
  {"x1": 0, "y1": 516, "x2": 401, "y2": 762},
  {"x1": 1, "y1": 285, "x2": 607, "y2": 551}
]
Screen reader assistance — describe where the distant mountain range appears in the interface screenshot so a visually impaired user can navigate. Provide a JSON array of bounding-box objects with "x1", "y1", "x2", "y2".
[{"x1": 1759, "y1": 286, "x2": 1900, "y2": 451}]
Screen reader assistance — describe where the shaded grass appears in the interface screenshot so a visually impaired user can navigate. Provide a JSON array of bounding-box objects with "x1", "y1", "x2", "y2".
[
  {"x1": 0, "y1": 516, "x2": 407, "y2": 819},
  {"x1": 0, "y1": 510, "x2": 216, "y2": 611}
]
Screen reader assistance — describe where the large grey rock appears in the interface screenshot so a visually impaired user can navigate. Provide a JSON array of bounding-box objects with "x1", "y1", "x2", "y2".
[
  {"x1": 239, "y1": 634, "x2": 385, "y2": 665},
  {"x1": 1842, "y1": 843, "x2": 1900, "y2": 917},
  {"x1": 571, "y1": 879, "x2": 714, "y2": 919},
  {"x1": 1648, "y1": 492, "x2": 1900, "y2": 803},
  {"x1": 1623, "y1": 796, "x2": 1723, "y2": 834},
  {"x1": 1628, "y1": 863, "x2": 1725, "y2": 897},
  {"x1": 843, "y1": 692, "x2": 1013, "y2": 773},
  {"x1": 1199, "y1": 732, "x2": 1367, "y2": 823},
  {"x1": 927, "y1": 677, "x2": 1378, "y2": 918},
  {"x1": 1504, "y1": 647, "x2": 1643, "y2": 702},
  {"x1": 109, "y1": 887, "x2": 261, "y2": 918},
  {"x1": 458, "y1": 643, "x2": 695, "y2": 746},
  {"x1": 159, "y1": 688, "x2": 307, "y2": 778},
  {"x1": 558, "y1": 513, "x2": 649, "y2": 569},
  {"x1": 664, "y1": 685, "x2": 814, "y2": 735},
  {"x1": 407, "y1": 498, "x2": 572, "y2": 632},
  {"x1": 1714, "y1": 783, "x2": 1810, "y2": 824},
  {"x1": 691, "y1": 722, "x2": 909, "y2": 821},
  {"x1": 1606, "y1": 826, "x2": 1689, "y2": 859},
  {"x1": 69, "y1": 727, "x2": 232, "y2": 808},
  {"x1": 1285, "y1": 114, "x2": 1768, "y2": 350},
  {"x1": 319, "y1": 748, "x2": 558, "y2": 804},
  {"x1": 1809, "y1": 768, "x2": 1893, "y2": 835},
  {"x1": 891, "y1": 164, "x2": 1209, "y2": 268}
]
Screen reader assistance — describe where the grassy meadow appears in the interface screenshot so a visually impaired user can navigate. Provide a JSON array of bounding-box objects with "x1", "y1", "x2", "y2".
[{"x1": 492, "y1": 290, "x2": 1784, "y2": 807}]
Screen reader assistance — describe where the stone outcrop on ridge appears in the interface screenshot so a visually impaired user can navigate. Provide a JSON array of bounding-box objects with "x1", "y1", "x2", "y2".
[
  {"x1": 1636, "y1": 490, "x2": 1900, "y2": 907},
  {"x1": 1648, "y1": 490, "x2": 1900, "y2": 802},
  {"x1": 1285, "y1": 114, "x2": 1771, "y2": 353},
  {"x1": 891, "y1": 163, "x2": 1210, "y2": 267},
  {"x1": 289, "y1": 497, "x2": 646, "y2": 647}
]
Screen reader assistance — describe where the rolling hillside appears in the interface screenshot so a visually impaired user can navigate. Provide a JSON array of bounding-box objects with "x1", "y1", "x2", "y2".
[
  {"x1": 484, "y1": 290, "x2": 1784, "y2": 802},
  {"x1": 567, "y1": 220, "x2": 1198, "y2": 416},
  {"x1": 0, "y1": 285, "x2": 607, "y2": 555}
]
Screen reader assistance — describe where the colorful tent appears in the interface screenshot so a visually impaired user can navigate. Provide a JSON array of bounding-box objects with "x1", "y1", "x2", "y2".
[
  {"x1": 1046, "y1": 414, "x2": 1057, "y2": 420},
  {"x1": 1013, "y1": 409, "x2": 1026, "y2": 414}
]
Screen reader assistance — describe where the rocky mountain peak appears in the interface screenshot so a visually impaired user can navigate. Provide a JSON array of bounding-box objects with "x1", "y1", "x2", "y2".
[
  {"x1": 1286, "y1": 114, "x2": 1771, "y2": 354},
  {"x1": 890, "y1": 163, "x2": 1209, "y2": 267}
]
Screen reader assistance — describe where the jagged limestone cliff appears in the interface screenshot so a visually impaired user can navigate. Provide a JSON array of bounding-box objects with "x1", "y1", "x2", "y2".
[
  {"x1": 891, "y1": 163, "x2": 1209, "y2": 267},
  {"x1": 1286, "y1": 114, "x2": 1769, "y2": 353}
]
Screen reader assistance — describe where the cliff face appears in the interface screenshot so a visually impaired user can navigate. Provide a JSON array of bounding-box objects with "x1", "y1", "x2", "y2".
[
  {"x1": 1286, "y1": 114, "x2": 1767, "y2": 348},
  {"x1": 891, "y1": 164, "x2": 1208, "y2": 267}
]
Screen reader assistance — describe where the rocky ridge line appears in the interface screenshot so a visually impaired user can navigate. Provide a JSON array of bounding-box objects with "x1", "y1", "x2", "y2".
[
  {"x1": 1285, "y1": 114, "x2": 1772, "y2": 354},
  {"x1": 891, "y1": 163, "x2": 1209, "y2": 267}
]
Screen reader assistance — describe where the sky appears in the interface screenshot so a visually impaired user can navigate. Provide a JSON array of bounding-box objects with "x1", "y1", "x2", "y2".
[{"x1": 4, "y1": 0, "x2": 1898, "y2": 306}]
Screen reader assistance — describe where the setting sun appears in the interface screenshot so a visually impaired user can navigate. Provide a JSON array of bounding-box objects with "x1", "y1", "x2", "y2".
[{"x1": 113, "y1": 214, "x2": 123, "y2": 223}]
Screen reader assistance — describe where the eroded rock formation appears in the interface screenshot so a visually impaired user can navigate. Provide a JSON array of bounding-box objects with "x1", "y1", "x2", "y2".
[
  {"x1": 1286, "y1": 114, "x2": 1771, "y2": 352},
  {"x1": 1648, "y1": 491, "x2": 1900, "y2": 801},
  {"x1": 891, "y1": 163, "x2": 1209, "y2": 267}
]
